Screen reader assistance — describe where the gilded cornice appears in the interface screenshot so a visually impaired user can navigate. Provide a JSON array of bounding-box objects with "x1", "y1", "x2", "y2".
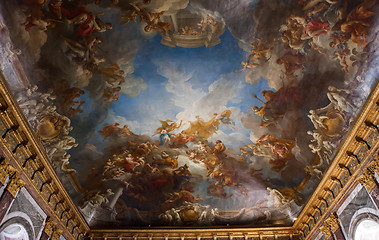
[
  {"x1": 51, "y1": 227, "x2": 64, "y2": 240},
  {"x1": 293, "y1": 80, "x2": 379, "y2": 239},
  {"x1": 0, "y1": 66, "x2": 378, "y2": 239},
  {"x1": 89, "y1": 227, "x2": 299, "y2": 240},
  {"x1": 0, "y1": 72, "x2": 89, "y2": 240}
]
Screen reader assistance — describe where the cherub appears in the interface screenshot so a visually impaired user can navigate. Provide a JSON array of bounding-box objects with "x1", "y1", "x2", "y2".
[
  {"x1": 99, "y1": 123, "x2": 120, "y2": 141},
  {"x1": 235, "y1": 60, "x2": 258, "y2": 72},
  {"x1": 216, "y1": 110, "x2": 235, "y2": 128},
  {"x1": 97, "y1": 61, "x2": 125, "y2": 86},
  {"x1": 340, "y1": 0, "x2": 377, "y2": 47},
  {"x1": 207, "y1": 183, "x2": 232, "y2": 199},
  {"x1": 103, "y1": 158, "x2": 115, "y2": 175},
  {"x1": 153, "y1": 119, "x2": 183, "y2": 136},
  {"x1": 249, "y1": 36, "x2": 273, "y2": 63},
  {"x1": 277, "y1": 51, "x2": 306, "y2": 76},
  {"x1": 117, "y1": 8, "x2": 137, "y2": 25},
  {"x1": 22, "y1": 15, "x2": 54, "y2": 31},
  {"x1": 280, "y1": 15, "x2": 307, "y2": 50},
  {"x1": 61, "y1": 7, "x2": 112, "y2": 36},
  {"x1": 68, "y1": 101, "x2": 85, "y2": 116},
  {"x1": 333, "y1": 50, "x2": 349, "y2": 73},
  {"x1": 129, "y1": 3, "x2": 170, "y2": 33},
  {"x1": 102, "y1": 86, "x2": 121, "y2": 105}
]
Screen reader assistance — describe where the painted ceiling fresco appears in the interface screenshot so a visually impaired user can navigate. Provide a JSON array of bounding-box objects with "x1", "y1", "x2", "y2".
[{"x1": 0, "y1": 0, "x2": 379, "y2": 228}]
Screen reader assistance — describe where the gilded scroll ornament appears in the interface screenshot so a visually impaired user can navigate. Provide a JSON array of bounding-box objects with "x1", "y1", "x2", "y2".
[
  {"x1": 51, "y1": 227, "x2": 63, "y2": 240},
  {"x1": 319, "y1": 224, "x2": 332, "y2": 239},
  {"x1": 358, "y1": 155, "x2": 379, "y2": 191},
  {"x1": 0, "y1": 160, "x2": 15, "y2": 183},
  {"x1": 43, "y1": 217, "x2": 57, "y2": 235},
  {"x1": 326, "y1": 213, "x2": 339, "y2": 232},
  {"x1": 358, "y1": 170, "x2": 376, "y2": 191},
  {"x1": 320, "y1": 213, "x2": 340, "y2": 239},
  {"x1": 5, "y1": 173, "x2": 25, "y2": 197}
]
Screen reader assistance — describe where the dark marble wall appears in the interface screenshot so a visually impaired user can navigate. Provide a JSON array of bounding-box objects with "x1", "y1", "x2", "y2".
[
  {"x1": 336, "y1": 183, "x2": 379, "y2": 240},
  {"x1": 0, "y1": 187, "x2": 47, "y2": 240}
]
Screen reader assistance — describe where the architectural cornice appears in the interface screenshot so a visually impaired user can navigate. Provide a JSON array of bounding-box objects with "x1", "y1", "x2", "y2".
[
  {"x1": 0, "y1": 72, "x2": 89, "y2": 240},
  {"x1": 294, "y1": 80, "x2": 379, "y2": 239},
  {"x1": 89, "y1": 227, "x2": 299, "y2": 240}
]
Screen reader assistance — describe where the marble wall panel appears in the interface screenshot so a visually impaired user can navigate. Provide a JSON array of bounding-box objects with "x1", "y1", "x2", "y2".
[
  {"x1": 6, "y1": 188, "x2": 47, "y2": 240},
  {"x1": 337, "y1": 185, "x2": 376, "y2": 238}
]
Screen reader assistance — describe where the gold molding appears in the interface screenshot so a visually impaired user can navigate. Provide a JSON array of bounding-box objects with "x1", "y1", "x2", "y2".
[
  {"x1": 0, "y1": 71, "x2": 89, "y2": 240},
  {"x1": 293, "y1": 79, "x2": 379, "y2": 239},
  {"x1": 319, "y1": 225, "x2": 332, "y2": 239},
  {"x1": 89, "y1": 227, "x2": 299, "y2": 239},
  {"x1": 326, "y1": 213, "x2": 339, "y2": 233}
]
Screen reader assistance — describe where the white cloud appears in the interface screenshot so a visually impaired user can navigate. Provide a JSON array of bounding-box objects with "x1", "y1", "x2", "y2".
[
  {"x1": 117, "y1": 62, "x2": 147, "y2": 98},
  {"x1": 174, "y1": 72, "x2": 244, "y2": 122},
  {"x1": 158, "y1": 63, "x2": 250, "y2": 149},
  {"x1": 136, "y1": 0, "x2": 189, "y2": 15},
  {"x1": 106, "y1": 110, "x2": 155, "y2": 135},
  {"x1": 244, "y1": 44, "x2": 302, "y2": 90},
  {"x1": 241, "y1": 110, "x2": 268, "y2": 142},
  {"x1": 120, "y1": 75, "x2": 147, "y2": 98},
  {"x1": 159, "y1": 63, "x2": 205, "y2": 109}
]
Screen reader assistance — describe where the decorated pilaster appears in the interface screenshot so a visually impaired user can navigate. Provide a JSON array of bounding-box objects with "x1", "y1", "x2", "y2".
[
  {"x1": 358, "y1": 155, "x2": 379, "y2": 207},
  {"x1": 0, "y1": 159, "x2": 15, "y2": 186},
  {"x1": 0, "y1": 173, "x2": 25, "y2": 222},
  {"x1": 50, "y1": 226, "x2": 63, "y2": 240},
  {"x1": 40, "y1": 217, "x2": 57, "y2": 240},
  {"x1": 320, "y1": 213, "x2": 345, "y2": 240}
]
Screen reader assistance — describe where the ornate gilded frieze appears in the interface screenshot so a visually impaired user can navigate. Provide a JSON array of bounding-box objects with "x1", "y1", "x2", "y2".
[
  {"x1": 43, "y1": 217, "x2": 58, "y2": 236},
  {"x1": 89, "y1": 228, "x2": 301, "y2": 240}
]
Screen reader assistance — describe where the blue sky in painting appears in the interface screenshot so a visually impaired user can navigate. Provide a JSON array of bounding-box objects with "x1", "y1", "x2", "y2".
[{"x1": 99, "y1": 29, "x2": 273, "y2": 149}]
